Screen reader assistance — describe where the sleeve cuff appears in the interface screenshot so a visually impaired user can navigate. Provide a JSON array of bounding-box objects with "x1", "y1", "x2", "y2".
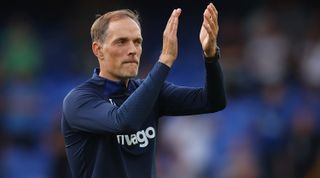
[{"x1": 204, "y1": 47, "x2": 221, "y2": 63}]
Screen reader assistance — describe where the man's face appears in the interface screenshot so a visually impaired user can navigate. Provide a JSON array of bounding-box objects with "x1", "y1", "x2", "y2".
[{"x1": 99, "y1": 17, "x2": 142, "y2": 81}]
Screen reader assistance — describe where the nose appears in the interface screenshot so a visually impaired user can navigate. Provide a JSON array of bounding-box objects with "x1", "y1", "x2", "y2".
[{"x1": 128, "y1": 41, "x2": 138, "y2": 55}]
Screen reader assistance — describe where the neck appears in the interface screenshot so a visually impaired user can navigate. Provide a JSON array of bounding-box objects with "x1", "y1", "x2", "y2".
[{"x1": 99, "y1": 72, "x2": 129, "y2": 88}]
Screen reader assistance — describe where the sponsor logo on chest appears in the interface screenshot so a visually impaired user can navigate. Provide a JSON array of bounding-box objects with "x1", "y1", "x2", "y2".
[{"x1": 116, "y1": 127, "x2": 156, "y2": 148}]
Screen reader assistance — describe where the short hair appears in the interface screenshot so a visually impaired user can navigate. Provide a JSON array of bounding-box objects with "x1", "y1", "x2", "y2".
[{"x1": 90, "y1": 9, "x2": 141, "y2": 43}]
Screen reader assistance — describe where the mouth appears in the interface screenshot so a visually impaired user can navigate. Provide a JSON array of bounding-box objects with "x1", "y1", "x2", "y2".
[{"x1": 123, "y1": 60, "x2": 139, "y2": 65}]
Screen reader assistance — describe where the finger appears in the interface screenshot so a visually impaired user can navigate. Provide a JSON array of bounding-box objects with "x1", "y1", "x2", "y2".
[
  {"x1": 168, "y1": 8, "x2": 181, "y2": 31},
  {"x1": 203, "y1": 18, "x2": 217, "y2": 40},
  {"x1": 209, "y1": 3, "x2": 218, "y2": 16},
  {"x1": 202, "y1": 20, "x2": 212, "y2": 38},
  {"x1": 170, "y1": 8, "x2": 181, "y2": 33},
  {"x1": 164, "y1": 9, "x2": 176, "y2": 33},
  {"x1": 207, "y1": 4, "x2": 215, "y2": 18},
  {"x1": 204, "y1": 9, "x2": 217, "y2": 35},
  {"x1": 207, "y1": 3, "x2": 218, "y2": 29},
  {"x1": 207, "y1": 4, "x2": 218, "y2": 25}
]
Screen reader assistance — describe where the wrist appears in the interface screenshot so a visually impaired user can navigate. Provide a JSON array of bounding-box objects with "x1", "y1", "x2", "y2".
[
  {"x1": 204, "y1": 47, "x2": 220, "y2": 62},
  {"x1": 204, "y1": 43, "x2": 217, "y2": 58},
  {"x1": 159, "y1": 54, "x2": 174, "y2": 68}
]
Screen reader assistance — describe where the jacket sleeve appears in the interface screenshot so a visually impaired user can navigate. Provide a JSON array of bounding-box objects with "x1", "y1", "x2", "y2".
[
  {"x1": 63, "y1": 62, "x2": 170, "y2": 134},
  {"x1": 159, "y1": 52, "x2": 226, "y2": 116}
]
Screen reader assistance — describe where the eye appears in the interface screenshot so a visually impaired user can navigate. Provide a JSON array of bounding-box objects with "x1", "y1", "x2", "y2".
[
  {"x1": 116, "y1": 39, "x2": 125, "y2": 45},
  {"x1": 134, "y1": 39, "x2": 142, "y2": 46}
]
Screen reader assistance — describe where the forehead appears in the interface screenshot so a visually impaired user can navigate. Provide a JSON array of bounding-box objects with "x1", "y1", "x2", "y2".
[{"x1": 106, "y1": 17, "x2": 142, "y2": 40}]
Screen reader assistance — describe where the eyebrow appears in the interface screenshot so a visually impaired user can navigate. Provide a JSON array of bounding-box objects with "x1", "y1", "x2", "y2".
[{"x1": 113, "y1": 37, "x2": 143, "y2": 43}]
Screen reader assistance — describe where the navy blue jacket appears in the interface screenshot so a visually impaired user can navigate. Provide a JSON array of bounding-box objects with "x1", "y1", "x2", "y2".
[{"x1": 62, "y1": 54, "x2": 226, "y2": 178}]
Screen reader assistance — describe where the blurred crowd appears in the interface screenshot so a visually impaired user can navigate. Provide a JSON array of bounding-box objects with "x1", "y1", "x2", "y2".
[{"x1": 0, "y1": 0, "x2": 319, "y2": 178}]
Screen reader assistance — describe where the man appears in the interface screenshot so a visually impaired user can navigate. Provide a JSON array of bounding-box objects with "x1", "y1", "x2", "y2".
[{"x1": 62, "y1": 3, "x2": 226, "y2": 178}]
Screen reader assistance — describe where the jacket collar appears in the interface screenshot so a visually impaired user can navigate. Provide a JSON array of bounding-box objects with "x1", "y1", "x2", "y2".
[{"x1": 91, "y1": 68, "x2": 132, "y2": 97}]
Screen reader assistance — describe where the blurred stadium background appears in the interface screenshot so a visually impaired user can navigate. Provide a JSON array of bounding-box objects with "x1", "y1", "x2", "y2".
[{"x1": 1, "y1": 0, "x2": 319, "y2": 177}]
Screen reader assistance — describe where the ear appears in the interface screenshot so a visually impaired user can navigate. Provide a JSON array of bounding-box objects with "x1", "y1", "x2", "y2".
[{"x1": 92, "y1": 42, "x2": 104, "y2": 59}]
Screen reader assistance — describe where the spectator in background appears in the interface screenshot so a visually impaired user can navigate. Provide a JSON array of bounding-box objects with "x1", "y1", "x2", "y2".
[{"x1": 0, "y1": 14, "x2": 52, "y2": 178}]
